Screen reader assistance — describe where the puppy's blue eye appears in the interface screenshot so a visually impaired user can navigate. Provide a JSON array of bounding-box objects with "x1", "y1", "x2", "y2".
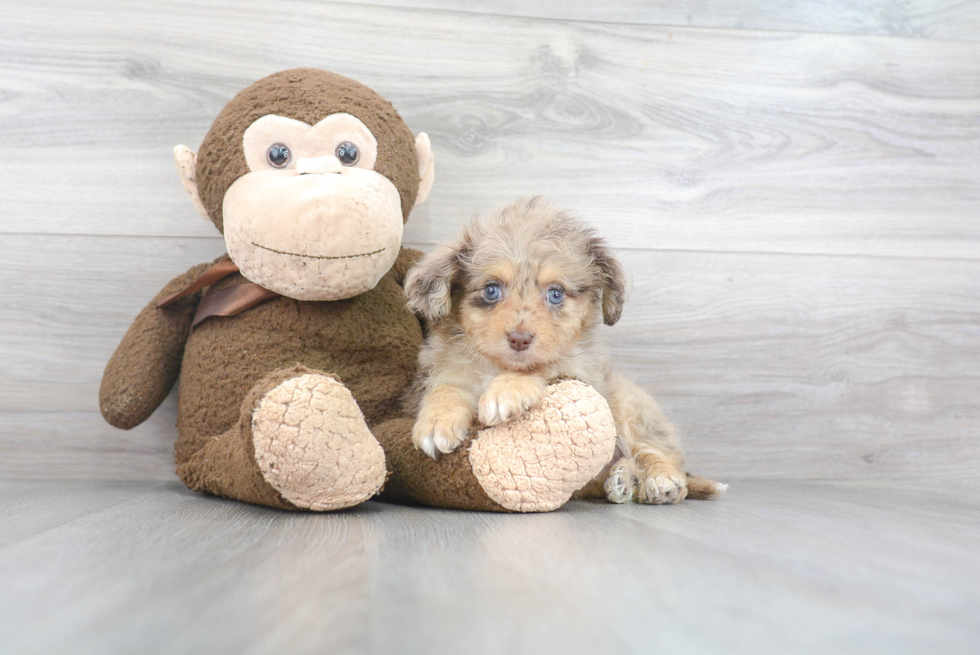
[
  {"x1": 547, "y1": 288, "x2": 564, "y2": 305},
  {"x1": 483, "y1": 284, "x2": 501, "y2": 302},
  {"x1": 267, "y1": 143, "x2": 291, "y2": 168}
]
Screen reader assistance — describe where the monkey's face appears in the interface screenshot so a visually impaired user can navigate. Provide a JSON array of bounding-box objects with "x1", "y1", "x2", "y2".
[
  {"x1": 176, "y1": 69, "x2": 434, "y2": 301},
  {"x1": 221, "y1": 113, "x2": 404, "y2": 301}
]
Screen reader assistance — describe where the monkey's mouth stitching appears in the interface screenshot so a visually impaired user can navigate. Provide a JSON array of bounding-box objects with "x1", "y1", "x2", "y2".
[{"x1": 251, "y1": 242, "x2": 386, "y2": 260}]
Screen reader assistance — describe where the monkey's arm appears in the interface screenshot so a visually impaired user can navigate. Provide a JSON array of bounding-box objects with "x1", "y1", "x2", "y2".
[{"x1": 99, "y1": 261, "x2": 213, "y2": 429}]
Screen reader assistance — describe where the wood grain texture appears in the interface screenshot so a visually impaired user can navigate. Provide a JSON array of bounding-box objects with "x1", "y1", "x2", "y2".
[
  {"x1": 2, "y1": 234, "x2": 976, "y2": 482},
  {"x1": 0, "y1": 480, "x2": 977, "y2": 653},
  {"x1": 0, "y1": 0, "x2": 978, "y2": 258},
  {"x1": 356, "y1": 0, "x2": 980, "y2": 42},
  {"x1": 614, "y1": 248, "x2": 980, "y2": 480},
  {"x1": 0, "y1": 480, "x2": 164, "y2": 547}
]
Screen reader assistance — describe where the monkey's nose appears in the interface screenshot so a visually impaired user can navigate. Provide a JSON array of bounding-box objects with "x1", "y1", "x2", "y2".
[
  {"x1": 507, "y1": 331, "x2": 534, "y2": 352},
  {"x1": 296, "y1": 156, "x2": 343, "y2": 175}
]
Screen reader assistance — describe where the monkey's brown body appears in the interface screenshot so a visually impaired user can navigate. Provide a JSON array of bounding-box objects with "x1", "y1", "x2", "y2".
[
  {"x1": 99, "y1": 69, "x2": 619, "y2": 513},
  {"x1": 174, "y1": 259, "x2": 423, "y2": 465}
]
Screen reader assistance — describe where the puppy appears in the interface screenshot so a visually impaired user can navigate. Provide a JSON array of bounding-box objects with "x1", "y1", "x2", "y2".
[{"x1": 403, "y1": 197, "x2": 725, "y2": 504}]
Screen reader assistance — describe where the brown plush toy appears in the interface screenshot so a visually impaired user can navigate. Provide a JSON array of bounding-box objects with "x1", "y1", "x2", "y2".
[{"x1": 99, "y1": 68, "x2": 617, "y2": 513}]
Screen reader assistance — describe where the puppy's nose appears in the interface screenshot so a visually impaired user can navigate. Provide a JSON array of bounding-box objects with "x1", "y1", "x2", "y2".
[{"x1": 507, "y1": 331, "x2": 534, "y2": 352}]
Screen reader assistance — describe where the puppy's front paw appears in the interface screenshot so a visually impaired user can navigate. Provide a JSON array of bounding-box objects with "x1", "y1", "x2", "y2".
[
  {"x1": 639, "y1": 468, "x2": 688, "y2": 505},
  {"x1": 478, "y1": 374, "x2": 547, "y2": 426},
  {"x1": 412, "y1": 400, "x2": 473, "y2": 460}
]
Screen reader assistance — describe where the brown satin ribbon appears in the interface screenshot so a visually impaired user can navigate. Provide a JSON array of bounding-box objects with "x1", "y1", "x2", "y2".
[
  {"x1": 156, "y1": 257, "x2": 240, "y2": 308},
  {"x1": 190, "y1": 283, "x2": 279, "y2": 327},
  {"x1": 157, "y1": 257, "x2": 280, "y2": 328}
]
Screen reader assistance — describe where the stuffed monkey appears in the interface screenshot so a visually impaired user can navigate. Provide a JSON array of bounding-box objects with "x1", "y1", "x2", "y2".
[{"x1": 100, "y1": 69, "x2": 616, "y2": 512}]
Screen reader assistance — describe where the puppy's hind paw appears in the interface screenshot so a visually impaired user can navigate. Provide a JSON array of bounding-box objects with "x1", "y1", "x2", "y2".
[
  {"x1": 604, "y1": 458, "x2": 638, "y2": 503},
  {"x1": 639, "y1": 473, "x2": 688, "y2": 505}
]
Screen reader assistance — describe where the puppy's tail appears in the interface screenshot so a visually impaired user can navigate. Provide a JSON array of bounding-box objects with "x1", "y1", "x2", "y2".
[{"x1": 686, "y1": 474, "x2": 728, "y2": 500}]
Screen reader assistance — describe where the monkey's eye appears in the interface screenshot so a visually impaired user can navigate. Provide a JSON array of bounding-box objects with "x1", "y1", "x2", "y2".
[
  {"x1": 546, "y1": 288, "x2": 565, "y2": 305},
  {"x1": 336, "y1": 141, "x2": 360, "y2": 166},
  {"x1": 483, "y1": 284, "x2": 501, "y2": 302},
  {"x1": 267, "y1": 143, "x2": 291, "y2": 168}
]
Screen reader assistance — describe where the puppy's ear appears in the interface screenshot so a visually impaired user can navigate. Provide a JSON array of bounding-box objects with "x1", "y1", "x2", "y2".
[
  {"x1": 589, "y1": 237, "x2": 627, "y2": 326},
  {"x1": 404, "y1": 239, "x2": 468, "y2": 322}
]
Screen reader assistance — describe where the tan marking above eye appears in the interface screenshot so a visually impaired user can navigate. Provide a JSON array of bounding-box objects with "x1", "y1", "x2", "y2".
[
  {"x1": 242, "y1": 113, "x2": 379, "y2": 173},
  {"x1": 478, "y1": 264, "x2": 517, "y2": 288}
]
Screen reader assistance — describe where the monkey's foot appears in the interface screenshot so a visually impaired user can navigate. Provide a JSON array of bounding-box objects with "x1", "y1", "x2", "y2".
[
  {"x1": 468, "y1": 380, "x2": 617, "y2": 512},
  {"x1": 252, "y1": 373, "x2": 386, "y2": 511}
]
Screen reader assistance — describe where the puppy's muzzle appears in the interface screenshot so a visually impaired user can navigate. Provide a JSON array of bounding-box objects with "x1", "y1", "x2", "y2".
[{"x1": 507, "y1": 331, "x2": 534, "y2": 352}]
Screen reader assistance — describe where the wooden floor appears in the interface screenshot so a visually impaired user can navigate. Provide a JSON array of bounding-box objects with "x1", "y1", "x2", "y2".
[{"x1": 1, "y1": 479, "x2": 978, "y2": 654}]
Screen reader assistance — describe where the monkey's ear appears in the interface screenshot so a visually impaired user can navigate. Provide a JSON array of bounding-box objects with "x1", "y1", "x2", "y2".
[
  {"x1": 414, "y1": 133, "x2": 435, "y2": 208},
  {"x1": 589, "y1": 237, "x2": 628, "y2": 326},
  {"x1": 173, "y1": 145, "x2": 210, "y2": 221},
  {"x1": 403, "y1": 240, "x2": 465, "y2": 322}
]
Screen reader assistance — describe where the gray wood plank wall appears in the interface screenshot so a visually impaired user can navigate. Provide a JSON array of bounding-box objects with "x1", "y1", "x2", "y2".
[{"x1": 1, "y1": 0, "x2": 978, "y2": 482}]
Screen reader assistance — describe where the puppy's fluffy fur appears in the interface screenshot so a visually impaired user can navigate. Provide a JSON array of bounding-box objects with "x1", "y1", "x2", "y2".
[{"x1": 404, "y1": 198, "x2": 725, "y2": 504}]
